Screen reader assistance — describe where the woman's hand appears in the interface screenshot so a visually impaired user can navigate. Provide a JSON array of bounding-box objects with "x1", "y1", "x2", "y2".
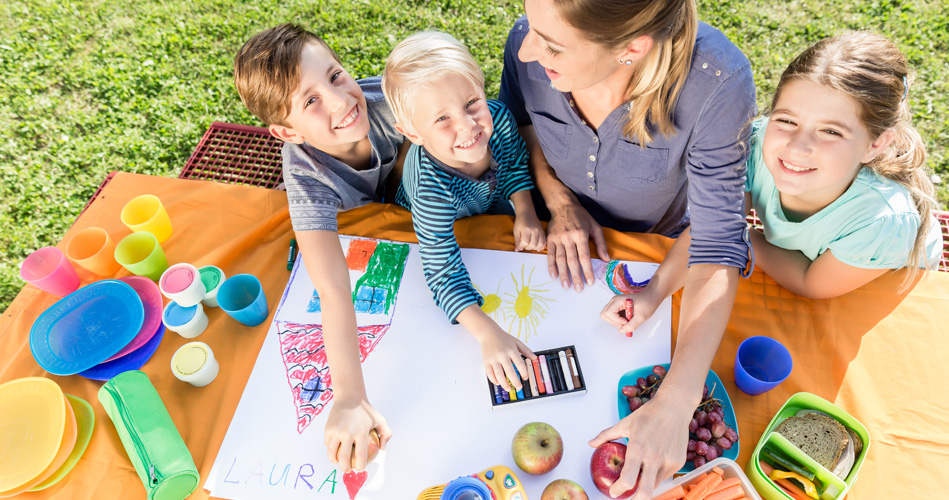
[
  {"x1": 588, "y1": 391, "x2": 693, "y2": 499},
  {"x1": 546, "y1": 202, "x2": 610, "y2": 291},
  {"x1": 324, "y1": 397, "x2": 392, "y2": 473}
]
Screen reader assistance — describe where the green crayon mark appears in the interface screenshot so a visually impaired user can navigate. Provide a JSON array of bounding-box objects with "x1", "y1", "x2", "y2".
[{"x1": 352, "y1": 242, "x2": 410, "y2": 315}]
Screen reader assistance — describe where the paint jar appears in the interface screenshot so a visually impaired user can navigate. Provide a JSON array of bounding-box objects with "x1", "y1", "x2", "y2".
[
  {"x1": 162, "y1": 301, "x2": 209, "y2": 339},
  {"x1": 65, "y1": 227, "x2": 122, "y2": 276},
  {"x1": 114, "y1": 232, "x2": 168, "y2": 281},
  {"x1": 159, "y1": 263, "x2": 205, "y2": 307},
  {"x1": 121, "y1": 194, "x2": 173, "y2": 243},
  {"x1": 170, "y1": 342, "x2": 219, "y2": 387},
  {"x1": 198, "y1": 265, "x2": 225, "y2": 308}
]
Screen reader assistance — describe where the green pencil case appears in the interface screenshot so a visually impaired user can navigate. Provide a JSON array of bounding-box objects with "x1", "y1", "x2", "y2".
[{"x1": 98, "y1": 370, "x2": 200, "y2": 500}]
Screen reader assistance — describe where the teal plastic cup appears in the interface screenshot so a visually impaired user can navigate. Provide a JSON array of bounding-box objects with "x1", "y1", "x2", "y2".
[
  {"x1": 217, "y1": 274, "x2": 269, "y2": 326},
  {"x1": 114, "y1": 232, "x2": 168, "y2": 281}
]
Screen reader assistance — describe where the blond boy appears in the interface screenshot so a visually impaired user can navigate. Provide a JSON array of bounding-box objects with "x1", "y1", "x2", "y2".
[{"x1": 382, "y1": 32, "x2": 545, "y2": 390}]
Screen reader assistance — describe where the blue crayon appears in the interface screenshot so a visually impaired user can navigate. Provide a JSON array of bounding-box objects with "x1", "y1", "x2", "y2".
[
  {"x1": 501, "y1": 385, "x2": 510, "y2": 402},
  {"x1": 493, "y1": 384, "x2": 504, "y2": 404},
  {"x1": 513, "y1": 366, "x2": 525, "y2": 399}
]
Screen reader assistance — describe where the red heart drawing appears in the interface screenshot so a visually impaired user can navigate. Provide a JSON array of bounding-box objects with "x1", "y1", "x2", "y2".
[{"x1": 343, "y1": 470, "x2": 369, "y2": 500}]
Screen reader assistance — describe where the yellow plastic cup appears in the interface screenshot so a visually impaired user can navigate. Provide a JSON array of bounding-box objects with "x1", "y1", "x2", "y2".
[
  {"x1": 114, "y1": 232, "x2": 168, "y2": 281},
  {"x1": 120, "y1": 195, "x2": 172, "y2": 243},
  {"x1": 65, "y1": 227, "x2": 121, "y2": 276}
]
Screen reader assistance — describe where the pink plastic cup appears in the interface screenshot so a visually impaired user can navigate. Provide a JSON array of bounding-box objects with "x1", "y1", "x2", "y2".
[{"x1": 20, "y1": 247, "x2": 81, "y2": 296}]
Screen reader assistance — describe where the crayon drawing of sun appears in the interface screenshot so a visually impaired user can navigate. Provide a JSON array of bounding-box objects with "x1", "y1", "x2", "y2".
[
  {"x1": 475, "y1": 280, "x2": 507, "y2": 324},
  {"x1": 502, "y1": 266, "x2": 554, "y2": 340}
]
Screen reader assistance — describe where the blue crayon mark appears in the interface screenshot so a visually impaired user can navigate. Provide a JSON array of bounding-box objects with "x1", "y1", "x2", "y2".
[
  {"x1": 300, "y1": 376, "x2": 323, "y2": 402},
  {"x1": 307, "y1": 289, "x2": 321, "y2": 313}
]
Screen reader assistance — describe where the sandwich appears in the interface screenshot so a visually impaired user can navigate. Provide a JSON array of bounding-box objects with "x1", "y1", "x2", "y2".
[{"x1": 774, "y1": 412, "x2": 862, "y2": 479}]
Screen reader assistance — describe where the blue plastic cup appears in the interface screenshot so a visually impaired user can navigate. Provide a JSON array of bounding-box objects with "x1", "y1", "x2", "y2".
[
  {"x1": 217, "y1": 274, "x2": 269, "y2": 327},
  {"x1": 734, "y1": 336, "x2": 793, "y2": 395}
]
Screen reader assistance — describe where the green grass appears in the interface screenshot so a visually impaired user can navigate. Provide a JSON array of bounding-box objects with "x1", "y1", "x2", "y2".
[{"x1": 3, "y1": 0, "x2": 948, "y2": 311}]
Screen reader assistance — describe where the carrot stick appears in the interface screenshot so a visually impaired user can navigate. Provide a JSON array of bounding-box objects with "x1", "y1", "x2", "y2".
[
  {"x1": 704, "y1": 484, "x2": 745, "y2": 500},
  {"x1": 710, "y1": 477, "x2": 741, "y2": 493},
  {"x1": 711, "y1": 466, "x2": 724, "y2": 477},
  {"x1": 683, "y1": 472, "x2": 722, "y2": 500},
  {"x1": 651, "y1": 485, "x2": 687, "y2": 500}
]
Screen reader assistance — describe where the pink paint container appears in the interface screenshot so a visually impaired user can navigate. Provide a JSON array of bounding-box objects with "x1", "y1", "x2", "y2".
[{"x1": 159, "y1": 263, "x2": 206, "y2": 307}]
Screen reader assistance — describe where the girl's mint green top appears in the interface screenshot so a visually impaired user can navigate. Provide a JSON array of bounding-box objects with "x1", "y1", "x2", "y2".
[{"x1": 746, "y1": 118, "x2": 942, "y2": 269}]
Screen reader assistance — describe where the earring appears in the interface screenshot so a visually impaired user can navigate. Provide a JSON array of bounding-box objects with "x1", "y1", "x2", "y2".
[{"x1": 619, "y1": 59, "x2": 632, "y2": 66}]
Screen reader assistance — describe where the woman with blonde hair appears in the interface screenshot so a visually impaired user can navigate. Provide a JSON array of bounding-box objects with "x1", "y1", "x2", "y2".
[{"x1": 500, "y1": 0, "x2": 755, "y2": 497}]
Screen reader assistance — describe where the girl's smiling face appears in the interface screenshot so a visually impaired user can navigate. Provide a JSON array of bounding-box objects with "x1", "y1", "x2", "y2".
[{"x1": 763, "y1": 79, "x2": 893, "y2": 218}]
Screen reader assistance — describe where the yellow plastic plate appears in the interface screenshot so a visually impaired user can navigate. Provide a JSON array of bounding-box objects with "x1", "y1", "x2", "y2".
[
  {"x1": 0, "y1": 378, "x2": 66, "y2": 492},
  {"x1": 29, "y1": 395, "x2": 95, "y2": 491}
]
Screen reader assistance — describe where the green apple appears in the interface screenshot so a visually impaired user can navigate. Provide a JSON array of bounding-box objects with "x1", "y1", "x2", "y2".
[{"x1": 511, "y1": 422, "x2": 563, "y2": 475}]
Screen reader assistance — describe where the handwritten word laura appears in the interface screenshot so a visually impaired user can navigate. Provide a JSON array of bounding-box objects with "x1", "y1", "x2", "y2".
[{"x1": 222, "y1": 457, "x2": 340, "y2": 495}]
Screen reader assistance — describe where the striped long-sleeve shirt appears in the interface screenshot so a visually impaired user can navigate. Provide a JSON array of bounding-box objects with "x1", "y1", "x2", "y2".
[{"x1": 396, "y1": 100, "x2": 534, "y2": 322}]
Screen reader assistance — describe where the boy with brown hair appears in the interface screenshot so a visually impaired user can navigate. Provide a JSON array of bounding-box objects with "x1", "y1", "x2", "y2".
[{"x1": 234, "y1": 23, "x2": 404, "y2": 472}]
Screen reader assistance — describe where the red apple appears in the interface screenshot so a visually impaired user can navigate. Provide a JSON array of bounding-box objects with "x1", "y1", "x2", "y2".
[
  {"x1": 541, "y1": 479, "x2": 589, "y2": 500},
  {"x1": 590, "y1": 441, "x2": 637, "y2": 499},
  {"x1": 511, "y1": 422, "x2": 564, "y2": 475},
  {"x1": 342, "y1": 429, "x2": 381, "y2": 470}
]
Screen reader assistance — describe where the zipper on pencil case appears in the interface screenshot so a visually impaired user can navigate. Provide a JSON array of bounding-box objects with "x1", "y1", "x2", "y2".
[{"x1": 104, "y1": 384, "x2": 164, "y2": 486}]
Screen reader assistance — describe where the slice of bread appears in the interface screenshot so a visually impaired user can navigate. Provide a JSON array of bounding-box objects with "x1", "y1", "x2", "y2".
[
  {"x1": 774, "y1": 413, "x2": 849, "y2": 470},
  {"x1": 845, "y1": 427, "x2": 863, "y2": 455}
]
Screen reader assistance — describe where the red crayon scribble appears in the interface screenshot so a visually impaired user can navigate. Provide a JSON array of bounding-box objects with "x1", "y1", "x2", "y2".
[{"x1": 277, "y1": 322, "x2": 391, "y2": 434}]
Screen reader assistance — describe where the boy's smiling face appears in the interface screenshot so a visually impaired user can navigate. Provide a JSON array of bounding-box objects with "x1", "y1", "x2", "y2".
[
  {"x1": 271, "y1": 44, "x2": 370, "y2": 156},
  {"x1": 400, "y1": 73, "x2": 493, "y2": 172}
]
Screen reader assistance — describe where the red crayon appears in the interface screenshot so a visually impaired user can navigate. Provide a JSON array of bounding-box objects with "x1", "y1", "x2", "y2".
[{"x1": 624, "y1": 298, "x2": 634, "y2": 337}]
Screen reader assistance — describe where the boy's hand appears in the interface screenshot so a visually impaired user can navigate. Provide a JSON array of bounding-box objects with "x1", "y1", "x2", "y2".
[
  {"x1": 600, "y1": 289, "x2": 664, "y2": 336},
  {"x1": 514, "y1": 213, "x2": 547, "y2": 252},
  {"x1": 473, "y1": 322, "x2": 536, "y2": 391},
  {"x1": 325, "y1": 396, "x2": 392, "y2": 473}
]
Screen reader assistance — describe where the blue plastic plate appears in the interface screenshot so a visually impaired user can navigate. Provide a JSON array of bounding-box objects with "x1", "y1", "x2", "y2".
[
  {"x1": 616, "y1": 363, "x2": 740, "y2": 473},
  {"x1": 78, "y1": 323, "x2": 164, "y2": 381},
  {"x1": 30, "y1": 280, "x2": 144, "y2": 375}
]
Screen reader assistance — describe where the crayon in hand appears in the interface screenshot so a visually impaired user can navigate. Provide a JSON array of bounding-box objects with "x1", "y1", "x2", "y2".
[{"x1": 624, "y1": 298, "x2": 634, "y2": 337}]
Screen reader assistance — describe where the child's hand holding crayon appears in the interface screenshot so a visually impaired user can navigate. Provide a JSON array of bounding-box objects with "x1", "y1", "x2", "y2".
[
  {"x1": 600, "y1": 289, "x2": 664, "y2": 337},
  {"x1": 459, "y1": 306, "x2": 537, "y2": 391}
]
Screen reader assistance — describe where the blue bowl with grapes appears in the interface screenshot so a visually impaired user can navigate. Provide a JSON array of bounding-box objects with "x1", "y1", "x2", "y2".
[{"x1": 616, "y1": 362, "x2": 739, "y2": 473}]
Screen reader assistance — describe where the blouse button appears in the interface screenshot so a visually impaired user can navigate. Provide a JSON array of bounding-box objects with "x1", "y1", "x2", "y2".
[
  {"x1": 587, "y1": 172, "x2": 594, "y2": 178},
  {"x1": 588, "y1": 155, "x2": 596, "y2": 161},
  {"x1": 715, "y1": 70, "x2": 722, "y2": 76},
  {"x1": 588, "y1": 186, "x2": 595, "y2": 191},
  {"x1": 593, "y1": 137, "x2": 599, "y2": 143},
  {"x1": 569, "y1": 100, "x2": 575, "y2": 107},
  {"x1": 702, "y1": 62, "x2": 708, "y2": 69}
]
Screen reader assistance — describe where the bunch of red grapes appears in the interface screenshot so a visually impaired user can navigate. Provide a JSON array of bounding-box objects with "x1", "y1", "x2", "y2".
[{"x1": 622, "y1": 365, "x2": 739, "y2": 469}]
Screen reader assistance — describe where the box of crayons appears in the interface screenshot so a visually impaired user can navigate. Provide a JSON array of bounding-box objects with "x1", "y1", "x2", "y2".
[{"x1": 487, "y1": 345, "x2": 586, "y2": 408}]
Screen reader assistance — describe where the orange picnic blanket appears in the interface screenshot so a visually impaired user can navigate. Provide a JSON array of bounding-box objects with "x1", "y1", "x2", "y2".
[{"x1": 1, "y1": 172, "x2": 946, "y2": 499}]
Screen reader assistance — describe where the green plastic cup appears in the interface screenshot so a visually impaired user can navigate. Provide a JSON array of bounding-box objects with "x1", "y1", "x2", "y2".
[{"x1": 115, "y1": 232, "x2": 168, "y2": 281}]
